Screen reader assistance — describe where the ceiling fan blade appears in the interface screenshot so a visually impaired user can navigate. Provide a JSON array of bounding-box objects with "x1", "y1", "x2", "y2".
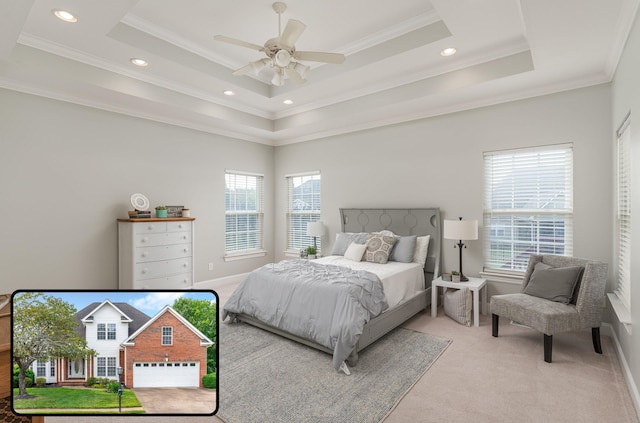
[
  {"x1": 279, "y1": 19, "x2": 306, "y2": 47},
  {"x1": 293, "y1": 51, "x2": 345, "y2": 64},
  {"x1": 284, "y1": 67, "x2": 306, "y2": 85},
  {"x1": 214, "y1": 35, "x2": 265, "y2": 52}
]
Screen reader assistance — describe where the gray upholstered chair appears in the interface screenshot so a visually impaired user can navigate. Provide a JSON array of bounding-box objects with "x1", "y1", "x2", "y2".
[{"x1": 491, "y1": 254, "x2": 608, "y2": 363}]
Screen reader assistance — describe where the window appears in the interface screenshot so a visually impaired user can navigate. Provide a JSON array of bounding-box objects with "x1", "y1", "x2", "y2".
[
  {"x1": 50, "y1": 359, "x2": 55, "y2": 377},
  {"x1": 162, "y1": 326, "x2": 173, "y2": 345},
  {"x1": 97, "y1": 323, "x2": 105, "y2": 340},
  {"x1": 225, "y1": 171, "x2": 265, "y2": 258},
  {"x1": 615, "y1": 115, "x2": 631, "y2": 312},
  {"x1": 37, "y1": 361, "x2": 46, "y2": 377},
  {"x1": 483, "y1": 144, "x2": 573, "y2": 272},
  {"x1": 286, "y1": 172, "x2": 321, "y2": 254},
  {"x1": 97, "y1": 357, "x2": 106, "y2": 376},
  {"x1": 107, "y1": 357, "x2": 117, "y2": 376},
  {"x1": 107, "y1": 323, "x2": 116, "y2": 340}
]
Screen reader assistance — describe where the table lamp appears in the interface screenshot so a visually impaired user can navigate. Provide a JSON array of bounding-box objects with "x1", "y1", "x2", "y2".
[
  {"x1": 443, "y1": 217, "x2": 478, "y2": 282},
  {"x1": 306, "y1": 221, "x2": 325, "y2": 251}
]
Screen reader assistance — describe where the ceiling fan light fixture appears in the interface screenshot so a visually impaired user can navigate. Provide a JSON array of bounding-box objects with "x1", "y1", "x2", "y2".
[
  {"x1": 292, "y1": 62, "x2": 309, "y2": 79},
  {"x1": 274, "y1": 50, "x2": 292, "y2": 67},
  {"x1": 272, "y1": 69, "x2": 285, "y2": 86},
  {"x1": 250, "y1": 58, "x2": 271, "y2": 75}
]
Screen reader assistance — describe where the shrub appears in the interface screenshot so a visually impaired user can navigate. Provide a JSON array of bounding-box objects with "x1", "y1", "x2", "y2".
[
  {"x1": 12, "y1": 365, "x2": 34, "y2": 388},
  {"x1": 35, "y1": 377, "x2": 46, "y2": 388},
  {"x1": 86, "y1": 376, "x2": 98, "y2": 387},
  {"x1": 202, "y1": 373, "x2": 217, "y2": 389},
  {"x1": 106, "y1": 381, "x2": 121, "y2": 393}
]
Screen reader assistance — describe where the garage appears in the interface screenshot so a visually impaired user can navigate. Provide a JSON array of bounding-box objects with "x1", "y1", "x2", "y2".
[{"x1": 133, "y1": 361, "x2": 200, "y2": 388}]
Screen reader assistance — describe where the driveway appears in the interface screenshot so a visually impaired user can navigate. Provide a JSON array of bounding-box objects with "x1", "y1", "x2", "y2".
[{"x1": 133, "y1": 387, "x2": 217, "y2": 414}]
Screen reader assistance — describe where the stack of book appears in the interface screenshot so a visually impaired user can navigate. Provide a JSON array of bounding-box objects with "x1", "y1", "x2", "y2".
[{"x1": 128, "y1": 210, "x2": 152, "y2": 219}]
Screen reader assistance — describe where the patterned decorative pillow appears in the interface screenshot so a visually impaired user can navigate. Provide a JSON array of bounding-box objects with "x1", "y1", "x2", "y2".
[{"x1": 364, "y1": 234, "x2": 397, "y2": 264}]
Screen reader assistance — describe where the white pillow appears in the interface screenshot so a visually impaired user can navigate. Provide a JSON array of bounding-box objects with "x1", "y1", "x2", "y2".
[
  {"x1": 413, "y1": 235, "x2": 431, "y2": 266},
  {"x1": 344, "y1": 242, "x2": 367, "y2": 262}
]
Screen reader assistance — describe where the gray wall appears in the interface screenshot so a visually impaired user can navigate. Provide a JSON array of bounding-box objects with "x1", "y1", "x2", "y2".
[
  {"x1": 611, "y1": 3, "x2": 640, "y2": 413},
  {"x1": 0, "y1": 89, "x2": 275, "y2": 292},
  {"x1": 274, "y1": 84, "x2": 613, "y2": 301}
]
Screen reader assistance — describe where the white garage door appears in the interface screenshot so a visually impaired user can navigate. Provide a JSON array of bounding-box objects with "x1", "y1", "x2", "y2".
[{"x1": 133, "y1": 362, "x2": 199, "y2": 388}]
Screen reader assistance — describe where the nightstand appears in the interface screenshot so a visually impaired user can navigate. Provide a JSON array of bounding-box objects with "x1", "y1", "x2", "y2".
[{"x1": 431, "y1": 276, "x2": 487, "y2": 327}]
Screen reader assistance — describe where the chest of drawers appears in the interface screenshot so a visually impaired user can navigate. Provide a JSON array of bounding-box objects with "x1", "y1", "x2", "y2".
[{"x1": 118, "y1": 218, "x2": 195, "y2": 289}]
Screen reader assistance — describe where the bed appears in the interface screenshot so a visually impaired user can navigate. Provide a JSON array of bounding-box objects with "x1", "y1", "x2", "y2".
[{"x1": 222, "y1": 208, "x2": 442, "y2": 372}]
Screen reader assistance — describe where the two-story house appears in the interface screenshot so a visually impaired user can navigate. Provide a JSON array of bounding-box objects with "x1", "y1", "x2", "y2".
[{"x1": 30, "y1": 300, "x2": 213, "y2": 388}]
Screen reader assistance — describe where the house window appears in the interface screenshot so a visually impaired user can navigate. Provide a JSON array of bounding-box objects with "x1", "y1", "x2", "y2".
[
  {"x1": 107, "y1": 357, "x2": 117, "y2": 377},
  {"x1": 97, "y1": 357, "x2": 106, "y2": 376},
  {"x1": 615, "y1": 115, "x2": 632, "y2": 312},
  {"x1": 162, "y1": 326, "x2": 173, "y2": 345},
  {"x1": 225, "y1": 170, "x2": 265, "y2": 258},
  {"x1": 483, "y1": 144, "x2": 573, "y2": 272},
  {"x1": 50, "y1": 360, "x2": 55, "y2": 377},
  {"x1": 97, "y1": 323, "x2": 105, "y2": 340},
  {"x1": 286, "y1": 172, "x2": 321, "y2": 254},
  {"x1": 37, "y1": 361, "x2": 46, "y2": 377},
  {"x1": 107, "y1": 323, "x2": 116, "y2": 340}
]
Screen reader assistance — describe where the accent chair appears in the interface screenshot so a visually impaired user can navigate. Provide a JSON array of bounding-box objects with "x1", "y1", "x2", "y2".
[{"x1": 491, "y1": 254, "x2": 608, "y2": 363}]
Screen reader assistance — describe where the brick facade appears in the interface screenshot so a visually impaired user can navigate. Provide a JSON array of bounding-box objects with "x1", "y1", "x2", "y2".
[{"x1": 123, "y1": 310, "x2": 208, "y2": 387}]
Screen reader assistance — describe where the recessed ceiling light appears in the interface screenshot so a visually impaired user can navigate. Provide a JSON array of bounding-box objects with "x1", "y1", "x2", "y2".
[
  {"x1": 440, "y1": 47, "x2": 457, "y2": 57},
  {"x1": 52, "y1": 9, "x2": 78, "y2": 23},
  {"x1": 283, "y1": 99, "x2": 294, "y2": 105},
  {"x1": 223, "y1": 90, "x2": 236, "y2": 96},
  {"x1": 130, "y1": 58, "x2": 148, "y2": 67}
]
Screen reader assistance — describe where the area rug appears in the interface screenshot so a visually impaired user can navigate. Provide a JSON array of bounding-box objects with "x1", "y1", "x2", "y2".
[
  {"x1": 217, "y1": 322, "x2": 451, "y2": 423},
  {"x1": 0, "y1": 397, "x2": 31, "y2": 423}
]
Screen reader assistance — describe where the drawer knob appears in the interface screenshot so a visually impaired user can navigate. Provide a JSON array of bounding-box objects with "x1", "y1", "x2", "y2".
[
  {"x1": 148, "y1": 225, "x2": 155, "y2": 230},
  {"x1": 142, "y1": 268, "x2": 148, "y2": 274},
  {"x1": 142, "y1": 252, "x2": 148, "y2": 257},
  {"x1": 183, "y1": 248, "x2": 188, "y2": 253},
  {"x1": 178, "y1": 224, "x2": 183, "y2": 228},
  {"x1": 183, "y1": 263, "x2": 188, "y2": 268},
  {"x1": 141, "y1": 237, "x2": 148, "y2": 243}
]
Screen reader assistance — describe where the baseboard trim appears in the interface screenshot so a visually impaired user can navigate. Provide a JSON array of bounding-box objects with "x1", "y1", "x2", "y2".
[
  {"x1": 603, "y1": 322, "x2": 640, "y2": 420},
  {"x1": 194, "y1": 273, "x2": 249, "y2": 290}
]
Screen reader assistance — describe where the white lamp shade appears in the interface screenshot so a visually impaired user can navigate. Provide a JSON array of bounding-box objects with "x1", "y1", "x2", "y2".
[
  {"x1": 306, "y1": 221, "x2": 326, "y2": 237},
  {"x1": 444, "y1": 219, "x2": 478, "y2": 241}
]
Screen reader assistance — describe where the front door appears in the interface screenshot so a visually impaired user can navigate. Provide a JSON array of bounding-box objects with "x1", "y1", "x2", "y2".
[{"x1": 68, "y1": 358, "x2": 85, "y2": 379}]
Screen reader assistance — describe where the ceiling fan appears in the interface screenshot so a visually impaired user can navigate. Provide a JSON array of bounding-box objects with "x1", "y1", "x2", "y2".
[{"x1": 214, "y1": 2, "x2": 345, "y2": 86}]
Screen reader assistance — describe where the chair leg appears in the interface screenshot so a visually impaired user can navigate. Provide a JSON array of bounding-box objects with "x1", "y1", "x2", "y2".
[
  {"x1": 544, "y1": 334, "x2": 552, "y2": 363},
  {"x1": 592, "y1": 327, "x2": 603, "y2": 354},
  {"x1": 492, "y1": 314, "x2": 499, "y2": 337}
]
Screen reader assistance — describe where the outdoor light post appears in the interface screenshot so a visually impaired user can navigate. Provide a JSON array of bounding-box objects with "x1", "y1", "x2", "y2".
[{"x1": 117, "y1": 366, "x2": 123, "y2": 413}]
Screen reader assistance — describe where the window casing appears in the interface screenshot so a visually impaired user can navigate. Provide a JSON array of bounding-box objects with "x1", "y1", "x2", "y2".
[
  {"x1": 483, "y1": 144, "x2": 573, "y2": 273},
  {"x1": 97, "y1": 323, "x2": 105, "y2": 340},
  {"x1": 286, "y1": 172, "x2": 321, "y2": 254},
  {"x1": 225, "y1": 171, "x2": 265, "y2": 258},
  {"x1": 97, "y1": 357, "x2": 106, "y2": 376},
  {"x1": 162, "y1": 326, "x2": 173, "y2": 345},
  {"x1": 615, "y1": 116, "x2": 631, "y2": 311},
  {"x1": 37, "y1": 361, "x2": 46, "y2": 377}
]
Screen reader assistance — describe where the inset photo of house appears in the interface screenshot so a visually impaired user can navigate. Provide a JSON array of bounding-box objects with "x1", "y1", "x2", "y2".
[{"x1": 10, "y1": 290, "x2": 218, "y2": 416}]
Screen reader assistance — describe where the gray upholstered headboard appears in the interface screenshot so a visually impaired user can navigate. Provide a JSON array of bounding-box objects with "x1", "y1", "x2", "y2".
[{"x1": 339, "y1": 208, "x2": 442, "y2": 283}]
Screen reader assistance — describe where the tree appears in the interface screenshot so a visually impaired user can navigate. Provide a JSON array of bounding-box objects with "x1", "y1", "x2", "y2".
[
  {"x1": 12, "y1": 292, "x2": 94, "y2": 398},
  {"x1": 172, "y1": 297, "x2": 217, "y2": 373}
]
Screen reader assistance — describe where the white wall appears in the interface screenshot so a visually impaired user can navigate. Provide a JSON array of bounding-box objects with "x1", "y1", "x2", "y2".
[
  {"x1": 611, "y1": 3, "x2": 640, "y2": 413},
  {"x1": 274, "y1": 84, "x2": 613, "y2": 300},
  {"x1": 0, "y1": 89, "x2": 275, "y2": 293}
]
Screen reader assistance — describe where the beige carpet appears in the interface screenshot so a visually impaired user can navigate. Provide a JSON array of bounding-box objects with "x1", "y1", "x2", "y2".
[{"x1": 43, "y1": 282, "x2": 639, "y2": 423}]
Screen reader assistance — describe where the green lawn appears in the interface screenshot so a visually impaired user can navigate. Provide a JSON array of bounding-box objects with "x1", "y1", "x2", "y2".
[{"x1": 13, "y1": 387, "x2": 143, "y2": 411}]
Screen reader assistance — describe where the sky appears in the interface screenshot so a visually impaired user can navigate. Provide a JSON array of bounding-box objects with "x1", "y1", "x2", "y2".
[{"x1": 12, "y1": 290, "x2": 217, "y2": 317}]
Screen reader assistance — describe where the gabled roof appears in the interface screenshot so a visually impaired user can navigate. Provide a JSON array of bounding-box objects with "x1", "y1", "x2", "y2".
[
  {"x1": 121, "y1": 305, "x2": 214, "y2": 347},
  {"x1": 74, "y1": 301, "x2": 151, "y2": 338}
]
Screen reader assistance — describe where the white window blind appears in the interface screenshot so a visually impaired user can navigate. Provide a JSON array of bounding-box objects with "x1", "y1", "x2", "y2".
[
  {"x1": 483, "y1": 144, "x2": 573, "y2": 272},
  {"x1": 225, "y1": 171, "x2": 264, "y2": 255},
  {"x1": 286, "y1": 172, "x2": 321, "y2": 253},
  {"x1": 615, "y1": 116, "x2": 631, "y2": 311}
]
